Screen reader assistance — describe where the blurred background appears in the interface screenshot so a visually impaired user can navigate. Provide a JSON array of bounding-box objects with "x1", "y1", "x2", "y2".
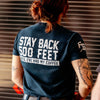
[{"x1": 0, "y1": 0, "x2": 100, "y2": 100}]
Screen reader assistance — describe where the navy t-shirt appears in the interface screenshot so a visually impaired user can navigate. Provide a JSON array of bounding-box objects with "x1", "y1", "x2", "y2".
[{"x1": 13, "y1": 22, "x2": 87, "y2": 99}]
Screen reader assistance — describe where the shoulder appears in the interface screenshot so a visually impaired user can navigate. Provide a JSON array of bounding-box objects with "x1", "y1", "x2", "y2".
[
  {"x1": 61, "y1": 26, "x2": 83, "y2": 41},
  {"x1": 22, "y1": 23, "x2": 40, "y2": 32},
  {"x1": 55, "y1": 24, "x2": 77, "y2": 39},
  {"x1": 69, "y1": 32, "x2": 85, "y2": 48},
  {"x1": 17, "y1": 23, "x2": 40, "y2": 36},
  {"x1": 24, "y1": 23, "x2": 40, "y2": 30},
  {"x1": 57, "y1": 24, "x2": 74, "y2": 34},
  {"x1": 71, "y1": 32, "x2": 82, "y2": 40}
]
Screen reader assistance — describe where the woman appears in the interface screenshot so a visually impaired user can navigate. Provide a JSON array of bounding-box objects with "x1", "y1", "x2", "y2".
[
  {"x1": 12, "y1": 0, "x2": 92, "y2": 100},
  {"x1": 91, "y1": 65, "x2": 100, "y2": 100}
]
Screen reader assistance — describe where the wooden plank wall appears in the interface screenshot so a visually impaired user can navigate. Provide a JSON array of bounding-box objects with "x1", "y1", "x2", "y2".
[{"x1": 0, "y1": 0, "x2": 100, "y2": 99}]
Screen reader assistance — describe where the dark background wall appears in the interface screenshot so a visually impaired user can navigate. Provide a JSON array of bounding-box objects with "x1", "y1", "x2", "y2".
[{"x1": 0, "y1": 0, "x2": 100, "y2": 100}]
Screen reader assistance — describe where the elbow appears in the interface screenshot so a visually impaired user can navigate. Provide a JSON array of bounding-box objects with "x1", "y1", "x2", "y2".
[
  {"x1": 12, "y1": 76, "x2": 19, "y2": 85},
  {"x1": 80, "y1": 83, "x2": 93, "y2": 92},
  {"x1": 79, "y1": 84, "x2": 92, "y2": 99},
  {"x1": 88, "y1": 81, "x2": 93, "y2": 91},
  {"x1": 11, "y1": 75, "x2": 17, "y2": 84},
  {"x1": 86, "y1": 84, "x2": 92, "y2": 91},
  {"x1": 12, "y1": 76, "x2": 15, "y2": 83},
  {"x1": 79, "y1": 83, "x2": 93, "y2": 98},
  {"x1": 80, "y1": 79, "x2": 93, "y2": 91}
]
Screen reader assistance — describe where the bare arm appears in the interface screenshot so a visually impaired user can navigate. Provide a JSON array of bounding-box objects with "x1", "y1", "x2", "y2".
[
  {"x1": 72, "y1": 59, "x2": 93, "y2": 99},
  {"x1": 91, "y1": 73, "x2": 100, "y2": 100},
  {"x1": 12, "y1": 55, "x2": 24, "y2": 89}
]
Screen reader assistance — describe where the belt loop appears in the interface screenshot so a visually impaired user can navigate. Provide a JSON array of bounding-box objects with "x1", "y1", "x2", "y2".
[
  {"x1": 23, "y1": 94, "x2": 29, "y2": 100},
  {"x1": 37, "y1": 96, "x2": 40, "y2": 100}
]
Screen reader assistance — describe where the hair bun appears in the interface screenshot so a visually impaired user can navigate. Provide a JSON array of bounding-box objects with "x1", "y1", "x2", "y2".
[
  {"x1": 30, "y1": 0, "x2": 69, "y2": 33},
  {"x1": 30, "y1": 1, "x2": 42, "y2": 19}
]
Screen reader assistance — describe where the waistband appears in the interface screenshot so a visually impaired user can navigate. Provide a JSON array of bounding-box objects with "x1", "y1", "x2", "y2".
[{"x1": 23, "y1": 94, "x2": 71, "y2": 100}]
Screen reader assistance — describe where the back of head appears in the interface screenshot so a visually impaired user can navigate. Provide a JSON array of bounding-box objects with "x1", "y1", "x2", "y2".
[{"x1": 30, "y1": 0, "x2": 69, "y2": 33}]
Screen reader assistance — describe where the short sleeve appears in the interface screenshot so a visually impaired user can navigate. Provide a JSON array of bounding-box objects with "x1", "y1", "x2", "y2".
[
  {"x1": 69, "y1": 33, "x2": 87, "y2": 61},
  {"x1": 13, "y1": 34, "x2": 19, "y2": 56},
  {"x1": 96, "y1": 65, "x2": 100, "y2": 73}
]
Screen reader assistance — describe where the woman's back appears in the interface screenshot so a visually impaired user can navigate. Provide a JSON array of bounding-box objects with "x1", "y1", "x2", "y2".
[
  {"x1": 13, "y1": 22, "x2": 77, "y2": 99},
  {"x1": 12, "y1": 0, "x2": 92, "y2": 100}
]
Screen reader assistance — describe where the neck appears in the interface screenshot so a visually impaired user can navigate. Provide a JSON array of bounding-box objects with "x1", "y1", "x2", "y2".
[
  {"x1": 41, "y1": 14, "x2": 62, "y2": 25},
  {"x1": 41, "y1": 20, "x2": 61, "y2": 25}
]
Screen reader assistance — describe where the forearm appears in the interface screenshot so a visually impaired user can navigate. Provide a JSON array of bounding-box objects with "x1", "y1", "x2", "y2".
[
  {"x1": 12, "y1": 66, "x2": 23, "y2": 89},
  {"x1": 12, "y1": 55, "x2": 24, "y2": 89},
  {"x1": 12, "y1": 65, "x2": 24, "y2": 89},
  {"x1": 78, "y1": 60, "x2": 93, "y2": 99},
  {"x1": 72, "y1": 59, "x2": 93, "y2": 99}
]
